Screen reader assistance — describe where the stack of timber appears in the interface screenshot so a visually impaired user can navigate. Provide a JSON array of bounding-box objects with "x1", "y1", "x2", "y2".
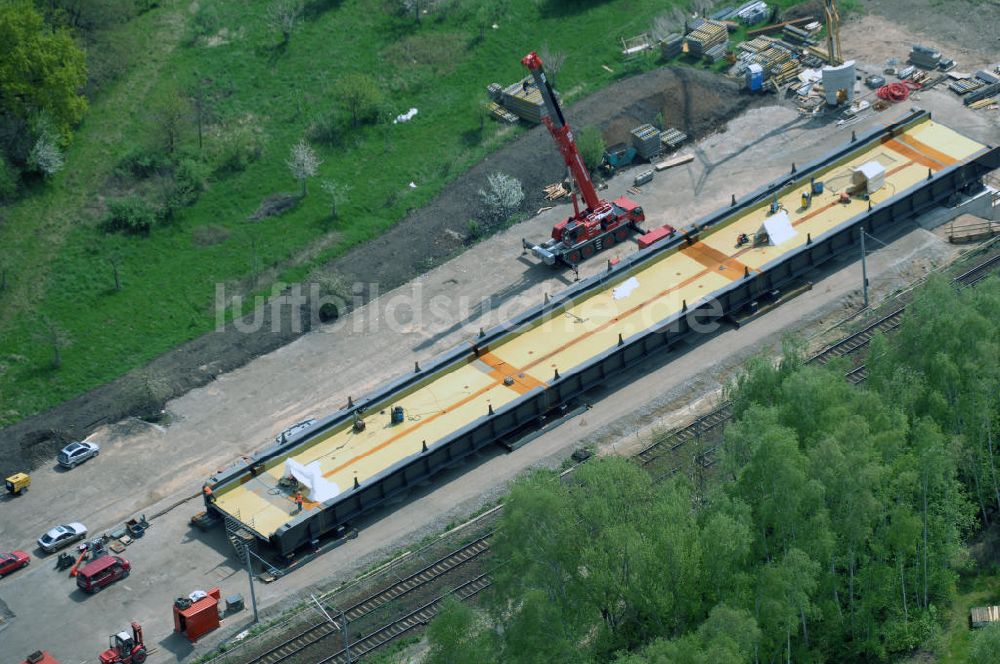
[
  {"x1": 488, "y1": 101, "x2": 519, "y2": 124},
  {"x1": 486, "y1": 77, "x2": 549, "y2": 124},
  {"x1": 660, "y1": 128, "x2": 688, "y2": 151},
  {"x1": 661, "y1": 33, "x2": 684, "y2": 59},
  {"x1": 949, "y1": 78, "x2": 984, "y2": 95},
  {"x1": 909, "y1": 44, "x2": 941, "y2": 69},
  {"x1": 685, "y1": 19, "x2": 728, "y2": 58},
  {"x1": 746, "y1": 16, "x2": 815, "y2": 38},
  {"x1": 544, "y1": 182, "x2": 569, "y2": 200},
  {"x1": 771, "y1": 60, "x2": 803, "y2": 86},
  {"x1": 631, "y1": 124, "x2": 662, "y2": 159}
]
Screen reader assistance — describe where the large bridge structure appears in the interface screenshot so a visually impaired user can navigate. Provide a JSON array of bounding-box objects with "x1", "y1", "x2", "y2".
[{"x1": 207, "y1": 110, "x2": 999, "y2": 556}]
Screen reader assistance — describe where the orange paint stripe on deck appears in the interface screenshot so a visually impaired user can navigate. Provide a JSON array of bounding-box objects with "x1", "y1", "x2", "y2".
[
  {"x1": 883, "y1": 138, "x2": 947, "y2": 170},
  {"x1": 682, "y1": 242, "x2": 749, "y2": 282},
  {"x1": 893, "y1": 133, "x2": 958, "y2": 168},
  {"x1": 478, "y1": 352, "x2": 546, "y2": 395}
]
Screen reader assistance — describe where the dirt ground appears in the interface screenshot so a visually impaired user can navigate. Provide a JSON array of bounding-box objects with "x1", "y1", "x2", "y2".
[{"x1": 0, "y1": 66, "x2": 750, "y2": 480}]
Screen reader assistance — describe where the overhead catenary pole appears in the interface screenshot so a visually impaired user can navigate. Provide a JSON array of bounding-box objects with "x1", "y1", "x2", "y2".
[
  {"x1": 244, "y1": 545, "x2": 259, "y2": 624},
  {"x1": 861, "y1": 228, "x2": 869, "y2": 308}
]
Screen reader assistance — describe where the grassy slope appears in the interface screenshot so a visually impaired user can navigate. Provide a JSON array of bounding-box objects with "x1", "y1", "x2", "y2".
[{"x1": 0, "y1": 0, "x2": 818, "y2": 424}]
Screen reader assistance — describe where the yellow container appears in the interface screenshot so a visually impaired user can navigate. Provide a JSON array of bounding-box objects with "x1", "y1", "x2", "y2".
[{"x1": 5, "y1": 472, "x2": 30, "y2": 495}]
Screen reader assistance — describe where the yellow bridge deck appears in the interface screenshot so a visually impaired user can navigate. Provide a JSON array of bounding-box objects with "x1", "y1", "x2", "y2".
[{"x1": 215, "y1": 119, "x2": 985, "y2": 537}]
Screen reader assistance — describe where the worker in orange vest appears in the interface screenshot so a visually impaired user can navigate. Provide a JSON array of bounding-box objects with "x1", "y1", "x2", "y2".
[
  {"x1": 294, "y1": 491, "x2": 304, "y2": 513},
  {"x1": 203, "y1": 484, "x2": 216, "y2": 504}
]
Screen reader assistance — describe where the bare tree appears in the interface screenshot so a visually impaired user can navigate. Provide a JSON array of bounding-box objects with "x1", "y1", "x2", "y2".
[
  {"x1": 266, "y1": 0, "x2": 303, "y2": 46},
  {"x1": 109, "y1": 254, "x2": 122, "y2": 292},
  {"x1": 320, "y1": 180, "x2": 351, "y2": 219},
  {"x1": 287, "y1": 140, "x2": 322, "y2": 196},
  {"x1": 187, "y1": 78, "x2": 216, "y2": 151},
  {"x1": 538, "y1": 45, "x2": 566, "y2": 87},
  {"x1": 35, "y1": 316, "x2": 72, "y2": 369},
  {"x1": 155, "y1": 94, "x2": 190, "y2": 156}
]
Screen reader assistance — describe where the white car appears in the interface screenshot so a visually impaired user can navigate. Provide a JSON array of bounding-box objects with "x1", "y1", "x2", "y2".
[
  {"x1": 276, "y1": 419, "x2": 318, "y2": 445},
  {"x1": 38, "y1": 522, "x2": 88, "y2": 553},
  {"x1": 58, "y1": 441, "x2": 100, "y2": 468}
]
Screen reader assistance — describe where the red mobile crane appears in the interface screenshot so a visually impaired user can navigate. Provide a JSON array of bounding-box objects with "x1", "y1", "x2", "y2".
[{"x1": 520, "y1": 51, "x2": 661, "y2": 266}]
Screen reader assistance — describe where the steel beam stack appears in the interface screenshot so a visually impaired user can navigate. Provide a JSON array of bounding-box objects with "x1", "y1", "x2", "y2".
[
  {"x1": 661, "y1": 33, "x2": 683, "y2": 59},
  {"x1": 909, "y1": 44, "x2": 941, "y2": 69},
  {"x1": 685, "y1": 20, "x2": 728, "y2": 58},
  {"x1": 660, "y1": 128, "x2": 688, "y2": 152},
  {"x1": 631, "y1": 124, "x2": 661, "y2": 160}
]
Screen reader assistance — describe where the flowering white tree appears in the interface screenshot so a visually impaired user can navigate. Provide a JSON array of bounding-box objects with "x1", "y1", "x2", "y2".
[
  {"x1": 28, "y1": 122, "x2": 65, "y2": 178},
  {"x1": 479, "y1": 171, "x2": 524, "y2": 226},
  {"x1": 287, "y1": 140, "x2": 322, "y2": 197},
  {"x1": 320, "y1": 180, "x2": 351, "y2": 219}
]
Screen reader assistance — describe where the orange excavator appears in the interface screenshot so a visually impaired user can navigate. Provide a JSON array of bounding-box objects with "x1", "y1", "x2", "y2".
[{"x1": 520, "y1": 51, "x2": 660, "y2": 266}]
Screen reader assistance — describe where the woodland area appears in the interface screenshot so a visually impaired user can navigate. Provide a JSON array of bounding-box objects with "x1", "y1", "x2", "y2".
[{"x1": 423, "y1": 274, "x2": 1000, "y2": 663}]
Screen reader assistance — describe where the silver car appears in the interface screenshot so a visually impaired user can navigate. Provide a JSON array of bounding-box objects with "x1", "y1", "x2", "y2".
[
  {"x1": 38, "y1": 522, "x2": 88, "y2": 553},
  {"x1": 58, "y1": 441, "x2": 100, "y2": 468},
  {"x1": 276, "y1": 419, "x2": 317, "y2": 445}
]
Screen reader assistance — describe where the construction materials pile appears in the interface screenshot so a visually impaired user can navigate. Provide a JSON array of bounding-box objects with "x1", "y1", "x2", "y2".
[
  {"x1": 660, "y1": 128, "x2": 688, "y2": 152},
  {"x1": 661, "y1": 33, "x2": 683, "y2": 59},
  {"x1": 486, "y1": 78, "x2": 549, "y2": 124},
  {"x1": 631, "y1": 124, "x2": 661, "y2": 160},
  {"x1": 945, "y1": 67, "x2": 1000, "y2": 110},
  {"x1": 685, "y1": 19, "x2": 729, "y2": 59},
  {"x1": 734, "y1": 1, "x2": 769, "y2": 25},
  {"x1": 909, "y1": 44, "x2": 941, "y2": 70}
]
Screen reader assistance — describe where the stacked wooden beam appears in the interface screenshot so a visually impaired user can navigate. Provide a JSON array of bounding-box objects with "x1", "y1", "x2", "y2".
[
  {"x1": 739, "y1": 36, "x2": 776, "y2": 56},
  {"x1": 488, "y1": 102, "x2": 519, "y2": 124},
  {"x1": 544, "y1": 182, "x2": 569, "y2": 200},
  {"x1": 631, "y1": 124, "x2": 662, "y2": 159},
  {"x1": 949, "y1": 78, "x2": 985, "y2": 95},
  {"x1": 685, "y1": 20, "x2": 728, "y2": 58},
  {"x1": 661, "y1": 33, "x2": 683, "y2": 59},
  {"x1": 782, "y1": 24, "x2": 813, "y2": 46}
]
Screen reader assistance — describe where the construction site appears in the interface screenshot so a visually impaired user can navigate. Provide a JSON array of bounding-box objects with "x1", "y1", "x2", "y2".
[{"x1": 2, "y1": 1, "x2": 1000, "y2": 663}]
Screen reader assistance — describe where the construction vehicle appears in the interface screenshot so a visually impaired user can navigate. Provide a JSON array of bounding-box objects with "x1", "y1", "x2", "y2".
[
  {"x1": 98, "y1": 622, "x2": 147, "y2": 664},
  {"x1": 5, "y1": 472, "x2": 30, "y2": 496},
  {"x1": 823, "y1": 1, "x2": 842, "y2": 65},
  {"x1": 600, "y1": 143, "x2": 637, "y2": 176},
  {"x1": 519, "y1": 52, "x2": 655, "y2": 266}
]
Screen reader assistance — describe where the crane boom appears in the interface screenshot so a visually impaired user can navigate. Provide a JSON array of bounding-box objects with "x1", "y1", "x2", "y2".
[
  {"x1": 521, "y1": 52, "x2": 601, "y2": 212},
  {"x1": 823, "y1": 0, "x2": 842, "y2": 65}
]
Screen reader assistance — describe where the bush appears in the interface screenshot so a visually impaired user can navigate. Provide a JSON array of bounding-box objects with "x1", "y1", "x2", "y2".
[
  {"x1": 478, "y1": 171, "x2": 524, "y2": 227},
  {"x1": 307, "y1": 111, "x2": 343, "y2": 146},
  {"x1": 104, "y1": 195, "x2": 157, "y2": 235},
  {"x1": 0, "y1": 158, "x2": 20, "y2": 202},
  {"x1": 117, "y1": 145, "x2": 170, "y2": 179},
  {"x1": 466, "y1": 219, "x2": 482, "y2": 242},
  {"x1": 208, "y1": 118, "x2": 263, "y2": 174},
  {"x1": 576, "y1": 126, "x2": 605, "y2": 173},
  {"x1": 171, "y1": 158, "x2": 209, "y2": 207}
]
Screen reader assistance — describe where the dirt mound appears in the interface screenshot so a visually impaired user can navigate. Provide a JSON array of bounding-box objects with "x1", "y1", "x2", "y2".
[{"x1": 0, "y1": 66, "x2": 752, "y2": 479}]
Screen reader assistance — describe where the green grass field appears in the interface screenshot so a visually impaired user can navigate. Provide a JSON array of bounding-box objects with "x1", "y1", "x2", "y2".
[{"x1": 0, "y1": 0, "x2": 818, "y2": 425}]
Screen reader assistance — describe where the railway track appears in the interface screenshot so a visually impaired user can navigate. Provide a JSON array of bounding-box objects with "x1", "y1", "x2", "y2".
[
  {"x1": 242, "y1": 534, "x2": 492, "y2": 664},
  {"x1": 238, "y1": 249, "x2": 1000, "y2": 664},
  {"x1": 315, "y1": 574, "x2": 492, "y2": 664}
]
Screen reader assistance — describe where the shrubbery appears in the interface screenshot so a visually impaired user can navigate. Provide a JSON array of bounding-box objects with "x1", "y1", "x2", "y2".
[
  {"x1": 117, "y1": 145, "x2": 171, "y2": 179},
  {"x1": 103, "y1": 195, "x2": 157, "y2": 235},
  {"x1": 0, "y1": 158, "x2": 20, "y2": 202}
]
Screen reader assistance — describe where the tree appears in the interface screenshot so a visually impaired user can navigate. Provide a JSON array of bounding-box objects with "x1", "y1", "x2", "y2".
[
  {"x1": 265, "y1": 0, "x2": 302, "y2": 47},
  {"x1": 538, "y1": 44, "x2": 566, "y2": 86},
  {"x1": 319, "y1": 180, "x2": 350, "y2": 219},
  {"x1": 34, "y1": 316, "x2": 72, "y2": 369},
  {"x1": 286, "y1": 140, "x2": 321, "y2": 197},
  {"x1": 576, "y1": 126, "x2": 605, "y2": 174},
  {"x1": 970, "y1": 623, "x2": 1000, "y2": 664},
  {"x1": 478, "y1": 171, "x2": 523, "y2": 226},
  {"x1": 27, "y1": 117, "x2": 65, "y2": 177},
  {"x1": 391, "y1": 0, "x2": 425, "y2": 24},
  {"x1": 424, "y1": 598, "x2": 497, "y2": 664},
  {"x1": 154, "y1": 93, "x2": 190, "y2": 156},
  {"x1": 187, "y1": 77, "x2": 217, "y2": 151},
  {"x1": 337, "y1": 73, "x2": 383, "y2": 127},
  {"x1": 0, "y1": 0, "x2": 87, "y2": 140}
]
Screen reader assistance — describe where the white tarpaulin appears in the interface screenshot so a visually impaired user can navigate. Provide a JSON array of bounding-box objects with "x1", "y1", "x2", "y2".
[
  {"x1": 612, "y1": 276, "x2": 640, "y2": 300},
  {"x1": 852, "y1": 161, "x2": 885, "y2": 194},
  {"x1": 758, "y1": 211, "x2": 797, "y2": 247},
  {"x1": 284, "y1": 458, "x2": 341, "y2": 503}
]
